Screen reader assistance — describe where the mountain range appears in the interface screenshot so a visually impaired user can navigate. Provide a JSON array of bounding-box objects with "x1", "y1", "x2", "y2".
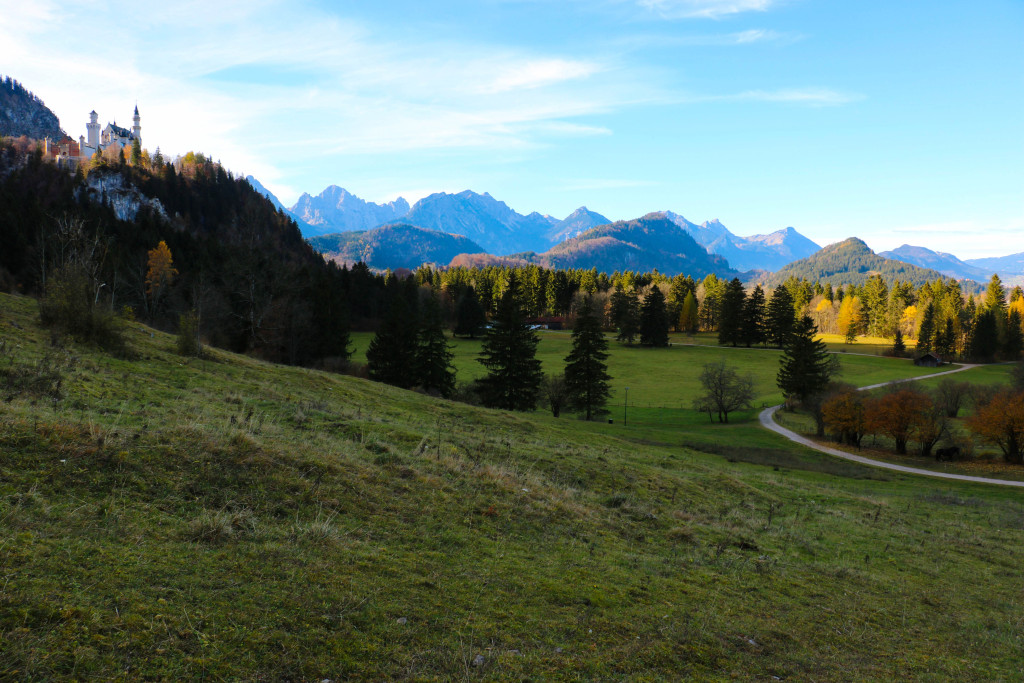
[
  {"x1": 309, "y1": 224, "x2": 485, "y2": 271},
  {"x1": 964, "y1": 251, "x2": 1024, "y2": 284},
  {"x1": 661, "y1": 211, "x2": 821, "y2": 271},
  {"x1": 246, "y1": 179, "x2": 822, "y2": 271},
  {"x1": 878, "y1": 244, "x2": 993, "y2": 282},
  {"x1": 765, "y1": 237, "x2": 983, "y2": 290},
  {"x1": 535, "y1": 213, "x2": 737, "y2": 278}
]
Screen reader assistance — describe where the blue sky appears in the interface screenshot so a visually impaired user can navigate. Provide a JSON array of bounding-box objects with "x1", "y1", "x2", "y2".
[{"x1": 3, "y1": 0, "x2": 1022, "y2": 258}]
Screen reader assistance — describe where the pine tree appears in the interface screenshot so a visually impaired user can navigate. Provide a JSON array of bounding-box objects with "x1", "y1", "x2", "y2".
[
  {"x1": 917, "y1": 301, "x2": 936, "y2": 354},
  {"x1": 718, "y1": 278, "x2": 746, "y2": 346},
  {"x1": 985, "y1": 274, "x2": 1008, "y2": 313},
  {"x1": 934, "y1": 318, "x2": 956, "y2": 359},
  {"x1": 415, "y1": 292, "x2": 456, "y2": 397},
  {"x1": 639, "y1": 286, "x2": 669, "y2": 347},
  {"x1": 969, "y1": 308, "x2": 999, "y2": 362},
  {"x1": 609, "y1": 283, "x2": 640, "y2": 343},
  {"x1": 453, "y1": 286, "x2": 487, "y2": 338},
  {"x1": 366, "y1": 285, "x2": 417, "y2": 389},
  {"x1": 766, "y1": 286, "x2": 796, "y2": 348},
  {"x1": 892, "y1": 328, "x2": 906, "y2": 357},
  {"x1": 777, "y1": 315, "x2": 837, "y2": 405},
  {"x1": 1004, "y1": 309, "x2": 1023, "y2": 360},
  {"x1": 740, "y1": 284, "x2": 767, "y2": 347},
  {"x1": 478, "y1": 273, "x2": 544, "y2": 411},
  {"x1": 564, "y1": 297, "x2": 612, "y2": 420}
]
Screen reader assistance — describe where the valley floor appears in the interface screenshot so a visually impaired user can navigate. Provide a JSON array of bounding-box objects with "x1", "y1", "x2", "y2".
[{"x1": 2, "y1": 292, "x2": 1023, "y2": 681}]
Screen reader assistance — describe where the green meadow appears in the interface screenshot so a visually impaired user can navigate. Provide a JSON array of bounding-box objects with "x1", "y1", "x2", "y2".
[
  {"x1": 3, "y1": 291, "x2": 1024, "y2": 681},
  {"x1": 349, "y1": 330, "x2": 948, "y2": 411}
]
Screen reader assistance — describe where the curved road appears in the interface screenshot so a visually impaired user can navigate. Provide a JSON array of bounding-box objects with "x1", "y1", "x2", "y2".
[{"x1": 760, "y1": 364, "x2": 1024, "y2": 488}]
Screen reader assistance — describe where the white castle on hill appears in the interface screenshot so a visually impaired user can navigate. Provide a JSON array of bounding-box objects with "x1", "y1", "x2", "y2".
[
  {"x1": 80, "y1": 106, "x2": 141, "y2": 158},
  {"x1": 42, "y1": 106, "x2": 144, "y2": 167}
]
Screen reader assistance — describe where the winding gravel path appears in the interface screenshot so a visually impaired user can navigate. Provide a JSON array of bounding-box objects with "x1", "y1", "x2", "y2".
[{"x1": 759, "y1": 364, "x2": 1024, "y2": 488}]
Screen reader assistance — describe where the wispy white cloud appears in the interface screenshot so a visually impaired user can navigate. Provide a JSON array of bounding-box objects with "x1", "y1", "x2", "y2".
[
  {"x1": 482, "y1": 59, "x2": 603, "y2": 93},
  {"x1": 636, "y1": 0, "x2": 776, "y2": 20},
  {"x1": 694, "y1": 88, "x2": 864, "y2": 106},
  {"x1": 0, "y1": 0, "x2": 647, "y2": 180}
]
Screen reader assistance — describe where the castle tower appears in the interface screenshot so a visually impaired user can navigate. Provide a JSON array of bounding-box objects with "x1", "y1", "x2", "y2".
[
  {"x1": 132, "y1": 105, "x2": 141, "y2": 144},
  {"x1": 87, "y1": 110, "x2": 99, "y2": 149}
]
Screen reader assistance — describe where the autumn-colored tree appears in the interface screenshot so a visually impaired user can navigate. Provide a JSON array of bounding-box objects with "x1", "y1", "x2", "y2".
[
  {"x1": 966, "y1": 389, "x2": 1024, "y2": 463},
  {"x1": 837, "y1": 295, "x2": 862, "y2": 344},
  {"x1": 678, "y1": 291, "x2": 698, "y2": 334},
  {"x1": 822, "y1": 388, "x2": 867, "y2": 447},
  {"x1": 864, "y1": 388, "x2": 931, "y2": 454},
  {"x1": 145, "y1": 240, "x2": 178, "y2": 312},
  {"x1": 906, "y1": 390, "x2": 948, "y2": 457}
]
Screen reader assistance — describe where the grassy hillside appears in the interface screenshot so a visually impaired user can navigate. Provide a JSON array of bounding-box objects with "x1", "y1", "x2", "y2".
[{"x1": 2, "y1": 292, "x2": 1024, "y2": 680}]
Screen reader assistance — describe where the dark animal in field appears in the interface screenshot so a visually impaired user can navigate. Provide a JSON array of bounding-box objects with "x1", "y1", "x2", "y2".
[{"x1": 935, "y1": 446, "x2": 960, "y2": 461}]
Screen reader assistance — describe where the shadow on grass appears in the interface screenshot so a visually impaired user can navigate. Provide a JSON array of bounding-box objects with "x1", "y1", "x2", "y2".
[{"x1": 682, "y1": 440, "x2": 892, "y2": 481}]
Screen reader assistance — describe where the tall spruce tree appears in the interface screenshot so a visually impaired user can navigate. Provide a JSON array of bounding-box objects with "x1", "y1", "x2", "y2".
[
  {"x1": 639, "y1": 286, "x2": 670, "y2": 347},
  {"x1": 917, "y1": 301, "x2": 936, "y2": 354},
  {"x1": 740, "y1": 284, "x2": 767, "y2": 347},
  {"x1": 777, "y1": 315, "x2": 837, "y2": 405},
  {"x1": 564, "y1": 297, "x2": 612, "y2": 420},
  {"x1": 969, "y1": 308, "x2": 999, "y2": 362},
  {"x1": 477, "y1": 273, "x2": 544, "y2": 411},
  {"x1": 718, "y1": 278, "x2": 747, "y2": 346},
  {"x1": 1004, "y1": 309, "x2": 1023, "y2": 360},
  {"x1": 416, "y1": 292, "x2": 456, "y2": 397},
  {"x1": 766, "y1": 286, "x2": 796, "y2": 348},
  {"x1": 366, "y1": 283, "x2": 418, "y2": 389},
  {"x1": 609, "y1": 283, "x2": 641, "y2": 343},
  {"x1": 454, "y1": 285, "x2": 487, "y2": 338}
]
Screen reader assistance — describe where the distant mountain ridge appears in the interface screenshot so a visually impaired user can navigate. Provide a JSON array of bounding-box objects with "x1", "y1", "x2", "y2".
[
  {"x1": 879, "y1": 244, "x2": 992, "y2": 282},
  {"x1": 535, "y1": 213, "x2": 737, "y2": 278},
  {"x1": 661, "y1": 212, "x2": 821, "y2": 271},
  {"x1": 245, "y1": 175, "x2": 312, "y2": 232},
  {"x1": 965, "y1": 252, "x2": 1024, "y2": 281},
  {"x1": 291, "y1": 185, "x2": 410, "y2": 236},
  {"x1": 310, "y1": 224, "x2": 485, "y2": 271},
  {"x1": 765, "y1": 237, "x2": 978, "y2": 289},
  {"x1": 401, "y1": 190, "x2": 556, "y2": 254},
  {"x1": 248, "y1": 178, "x2": 822, "y2": 274}
]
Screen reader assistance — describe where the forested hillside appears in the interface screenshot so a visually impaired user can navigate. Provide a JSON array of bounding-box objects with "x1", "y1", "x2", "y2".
[
  {"x1": 0, "y1": 141, "x2": 366, "y2": 365},
  {"x1": 310, "y1": 224, "x2": 486, "y2": 270},
  {"x1": 766, "y1": 237, "x2": 980, "y2": 289},
  {"x1": 538, "y1": 214, "x2": 737, "y2": 278},
  {"x1": 0, "y1": 76, "x2": 66, "y2": 141}
]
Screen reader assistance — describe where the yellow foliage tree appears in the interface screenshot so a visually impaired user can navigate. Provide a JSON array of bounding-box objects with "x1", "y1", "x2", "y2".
[
  {"x1": 1010, "y1": 298, "x2": 1024, "y2": 333},
  {"x1": 146, "y1": 240, "x2": 178, "y2": 311},
  {"x1": 900, "y1": 305, "x2": 918, "y2": 337},
  {"x1": 837, "y1": 296, "x2": 862, "y2": 343}
]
